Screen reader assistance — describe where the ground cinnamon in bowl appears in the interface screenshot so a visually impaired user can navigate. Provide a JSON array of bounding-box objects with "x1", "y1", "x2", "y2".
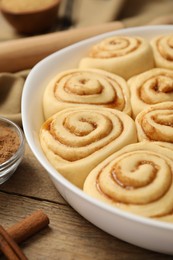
[
  {"x1": 0, "y1": 122, "x2": 20, "y2": 164},
  {"x1": 0, "y1": 117, "x2": 25, "y2": 184}
]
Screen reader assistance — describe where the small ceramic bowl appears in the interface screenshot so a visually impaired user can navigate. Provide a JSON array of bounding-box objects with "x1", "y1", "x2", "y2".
[
  {"x1": 0, "y1": 0, "x2": 61, "y2": 34},
  {"x1": 0, "y1": 116, "x2": 25, "y2": 184}
]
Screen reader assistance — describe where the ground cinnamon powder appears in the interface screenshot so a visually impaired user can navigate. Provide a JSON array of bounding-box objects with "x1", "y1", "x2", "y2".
[{"x1": 0, "y1": 122, "x2": 20, "y2": 164}]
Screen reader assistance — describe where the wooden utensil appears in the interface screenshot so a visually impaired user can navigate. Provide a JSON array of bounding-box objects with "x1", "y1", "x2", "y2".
[{"x1": 0, "y1": 21, "x2": 124, "y2": 72}]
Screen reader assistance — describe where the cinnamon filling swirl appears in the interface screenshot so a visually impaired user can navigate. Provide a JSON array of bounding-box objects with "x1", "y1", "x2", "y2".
[
  {"x1": 40, "y1": 106, "x2": 137, "y2": 188},
  {"x1": 43, "y1": 69, "x2": 131, "y2": 119},
  {"x1": 84, "y1": 142, "x2": 173, "y2": 220},
  {"x1": 136, "y1": 102, "x2": 173, "y2": 143},
  {"x1": 89, "y1": 37, "x2": 141, "y2": 59}
]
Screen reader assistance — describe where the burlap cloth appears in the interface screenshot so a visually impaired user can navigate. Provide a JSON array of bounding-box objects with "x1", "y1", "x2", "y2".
[{"x1": 0, "y1": 0, "x2": 173, "y2": 125}]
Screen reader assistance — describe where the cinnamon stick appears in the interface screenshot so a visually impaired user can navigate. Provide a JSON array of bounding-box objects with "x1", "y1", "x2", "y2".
[
  {"x1": 7, "y1": 210, "x2": 50, "y2": 244},
  {"x1": 0, "y1": 225, "x2": 27, "y2": 260}
]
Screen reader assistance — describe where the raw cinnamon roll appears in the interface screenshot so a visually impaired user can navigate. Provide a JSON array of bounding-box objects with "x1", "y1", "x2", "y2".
[
  {"x1": 40, "y1": 106, "x2": 137, "y2": 188},
  {"x1": 135, "y1": 102, "x2": 173, "y2": 143},
  {"x1": 43, "y1": 68, "x2": 131, "y2": 119},
  {"x1": 79, "y1": 36, "x2": 154, "y2": 79},
  {"x1": 151, "y1": 34, "x2": 173, "y2": 69},
  {"x1": 128, "y1": 68, "x2": 173, "y2": 118},
  {"x1": 83, "y1": 142, "x2": 173, "y2": 222}
]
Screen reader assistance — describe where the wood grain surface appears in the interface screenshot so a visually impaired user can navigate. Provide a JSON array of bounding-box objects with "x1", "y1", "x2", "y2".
[{"x1": 0, "y1": 143, "x2": 172, "y2": 259}]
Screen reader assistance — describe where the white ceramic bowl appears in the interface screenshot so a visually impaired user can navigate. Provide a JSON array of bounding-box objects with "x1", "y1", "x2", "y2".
[{"x1": 22, "y1": 25, "x2": 173, "y2": 255}]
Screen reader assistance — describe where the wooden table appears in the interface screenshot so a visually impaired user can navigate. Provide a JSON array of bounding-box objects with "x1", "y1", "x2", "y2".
[
  {"x1": 0, "y1": 10, "x2": 172, "y2": 260},
  {"x1": 0, "y1": 142, "x2": 172, "y2": 259}
]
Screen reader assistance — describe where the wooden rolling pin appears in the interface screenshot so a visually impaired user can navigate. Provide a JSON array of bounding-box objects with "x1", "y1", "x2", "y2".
[{"x1": 0, "y1": 21, "x2": 124, "y2": 72}]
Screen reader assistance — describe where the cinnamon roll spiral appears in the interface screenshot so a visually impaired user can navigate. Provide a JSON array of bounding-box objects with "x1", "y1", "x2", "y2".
[
  {"x1": 43, "y1": 68, "x2": 131, "y2": 119},
  {"x1": 40, "y1": 106, "x2": 137, "y2": 188},
  {"x1": 79, "y1": 36, "x2": 154, "y2": 79},
  {"x1": 135, "y1": 102, "x2": 173, "y2": 143},
  {"x1": 83, "y1": 142, "x2": 173, "y2": 222},
  {"x1": 128, "y1": 68, "x2": 173, "y2": 118},
  {"x1": 151, "y1": 34, "x2": 173, "y2": 70}
]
